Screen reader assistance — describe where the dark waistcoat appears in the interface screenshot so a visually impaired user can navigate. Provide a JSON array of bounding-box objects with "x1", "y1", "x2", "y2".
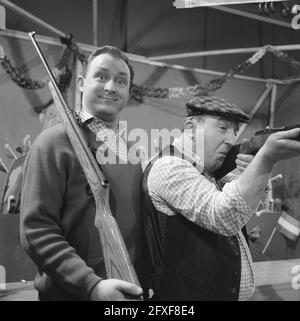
[{"x1": 141, "y1": 145, "x2": 242, "y2": 301}]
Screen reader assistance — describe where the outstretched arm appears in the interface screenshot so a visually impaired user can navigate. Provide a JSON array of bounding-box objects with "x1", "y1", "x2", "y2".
[{"x1": 236, "y1": 128, "x2": 300, "y2": 209}]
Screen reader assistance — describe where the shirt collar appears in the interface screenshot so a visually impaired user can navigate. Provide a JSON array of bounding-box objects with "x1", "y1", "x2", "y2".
[
  {"x1": 76, "y1": 110, "x2": 126, "y2": 134},
  {"x1": 77, "y1": 110, "x2": 94, "y2": 124}
]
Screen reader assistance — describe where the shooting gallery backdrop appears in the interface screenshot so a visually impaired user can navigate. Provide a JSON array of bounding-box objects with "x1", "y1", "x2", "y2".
[{"x1": 1, "y1": 0, "x2": 300, "y2": 298}]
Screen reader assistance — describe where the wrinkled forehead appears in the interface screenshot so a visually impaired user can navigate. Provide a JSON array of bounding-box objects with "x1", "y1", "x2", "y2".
[
  {"x1": 88, "y1": 53, "x2": 129, "y2": 70},
  {"x1": 196, "y1": 114, "x2": 240, "y2": 131},
  {"x1": 88, "y1": 53, "x2": 130, "y2": 73}
]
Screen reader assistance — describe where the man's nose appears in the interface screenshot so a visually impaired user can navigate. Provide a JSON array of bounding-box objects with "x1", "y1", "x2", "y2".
[
  {"x1": 224, "y1": 130, "x2": 236, "y2": 146},
  {"x1": 104, "y1": 80, "x2": 116, "y2": 93}
]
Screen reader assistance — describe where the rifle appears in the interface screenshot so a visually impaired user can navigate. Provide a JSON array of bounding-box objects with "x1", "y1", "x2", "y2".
[
  {"x1": 28, "y1": 32, "x2": 141, "y2": 288},
  {"x1": 214, "y1": 123, "x2": 300, "y2": 180}
]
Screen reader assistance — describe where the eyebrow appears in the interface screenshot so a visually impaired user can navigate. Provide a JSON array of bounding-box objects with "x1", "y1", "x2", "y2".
[
  {"x1": 217, "y1": 118, "x2": 229, "y2": 125},
  {"x1": 96, "y1": 68, "x2": 129, "y2": 77},
  {"x1": 218, "y1": 118, "x2": 239, "y2": 130}
]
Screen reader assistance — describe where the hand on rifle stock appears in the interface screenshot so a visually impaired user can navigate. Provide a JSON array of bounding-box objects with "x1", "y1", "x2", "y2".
[
  {"x1": 233, "y1": 138, "x2": 253, "y2": 173},
  {"x1": 90, "y1": 279, "x2": 143, "y2": 301},
  {"x1": 235, "y1": 154, "x2": 254, "y2": 173}
]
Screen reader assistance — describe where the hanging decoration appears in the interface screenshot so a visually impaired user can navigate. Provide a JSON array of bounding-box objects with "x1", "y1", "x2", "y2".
[
  {"x1": 130, "y1": 45, "x2": 300, "y2": 102},
  {"x1": 1, "y1": 37, "x2": 300, "y2": 106},
  {"x1": 0, "y1": 33, "x2": 80, "y2": 113},
  {"x1": 0, "y1": 40, "x2": 72, "y2": 90}
]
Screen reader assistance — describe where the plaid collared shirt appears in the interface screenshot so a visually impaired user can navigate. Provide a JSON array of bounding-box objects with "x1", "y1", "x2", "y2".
[
  {"x1": 147, "y1": 138, "x2": 269, "y2": 301},
  {"x1": 76, "y1": 110, "x2": 128, "y2": 163}
]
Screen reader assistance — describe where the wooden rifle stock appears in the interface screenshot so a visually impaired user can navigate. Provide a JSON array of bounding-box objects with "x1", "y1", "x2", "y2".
[
  {"x1": 28, "y1": 32, "x2": 141, "y2": 288},
  {"x1": 214, "y1": 123, "x2": 300, "y2": 180}
]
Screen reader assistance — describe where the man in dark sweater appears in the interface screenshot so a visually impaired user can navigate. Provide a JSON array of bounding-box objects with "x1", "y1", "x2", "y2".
[
  {"x1": 20, "y1": 46, "x2": 144, "y2": 301},
  {"x1": 142, "y1": 95, "x2": 300, "y2": 301}
]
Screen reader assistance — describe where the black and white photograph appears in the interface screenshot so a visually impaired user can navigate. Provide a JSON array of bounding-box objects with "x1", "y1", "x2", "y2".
[{"x1": 1, "y1": 0, "x2": 300, "y2": 306}]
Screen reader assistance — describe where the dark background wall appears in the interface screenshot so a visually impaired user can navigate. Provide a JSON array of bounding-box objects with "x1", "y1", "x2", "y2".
[{"x1": 1, "y1": 0, "x2": 300, "y2": 282}]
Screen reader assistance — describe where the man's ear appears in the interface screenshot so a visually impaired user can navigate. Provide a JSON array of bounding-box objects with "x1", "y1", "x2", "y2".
[
  {"x1": 184, "y1": 119, "x2": 194, "y2": 130},
  {"x1": 183, "y1": 121, "x2": 194, "y2": 142},
  {"x1": 77, "y1": 75, "x2": 85, "y2": 93}
]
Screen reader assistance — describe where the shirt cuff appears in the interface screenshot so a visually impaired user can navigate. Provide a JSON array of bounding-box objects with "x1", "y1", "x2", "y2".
[{"x1": 82, "y1": 273, "x2": 103, "y2": 300}]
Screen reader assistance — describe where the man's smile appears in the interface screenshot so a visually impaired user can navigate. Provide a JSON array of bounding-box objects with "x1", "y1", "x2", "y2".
[{"x1": 97, "y1": 95, "x2": 118, "y2": 102}]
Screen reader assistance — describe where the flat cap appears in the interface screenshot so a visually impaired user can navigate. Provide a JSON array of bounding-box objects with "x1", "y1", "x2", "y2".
[{"x1": 186, "y1": 96, "x2": 250, "y2": 123}]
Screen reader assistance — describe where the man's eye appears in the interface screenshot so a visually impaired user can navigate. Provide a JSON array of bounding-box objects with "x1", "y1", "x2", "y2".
[
  {"x1": 220, "y1": 126, "x2": 227, "y2": 131},
  {"x1": 97, "y1": 74, "x2": 108, "y2": 81},
  {"x1": 116, "y1": 78, "x2": 128, "y2": 87}
]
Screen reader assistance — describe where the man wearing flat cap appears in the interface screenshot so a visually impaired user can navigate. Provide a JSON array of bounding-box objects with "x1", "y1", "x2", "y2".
[{"x1": 141, "y1": 95, "x2": 300, "y2": 301}]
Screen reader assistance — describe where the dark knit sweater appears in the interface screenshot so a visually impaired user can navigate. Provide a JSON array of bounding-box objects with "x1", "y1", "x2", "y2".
[{"x1": 20, "y1": 123, "x2": 143, "y2": 300}]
